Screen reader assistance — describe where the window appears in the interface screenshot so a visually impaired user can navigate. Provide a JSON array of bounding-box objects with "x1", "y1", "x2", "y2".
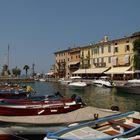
[
  {"x1": 125, "y1": 45, "x2": 130, "y2": 52},
  {"x1": 101, "y1": 57, "x2": 104, "y2": 63},
  {"x1": 93, "y1": 58, "x2": 95, "y2": 64},
  {"x1": 108, "y1": 57, "x2": 111, "y2": 63},
  {"x1": 101, "y1": 46, "x2": 104, "y2": 54},
  {"x1": 93, "y1": 47, "x2": 99, "y2": 54},
  {"x1": 114, "y1": 47, "x2": 118, "y2": 53},
  {"x1": 108, "y1": 45, "x2": 111, "y2": 53},
  {"x1": 97, "y1": 58, "x2": 99, "y2": 63}
]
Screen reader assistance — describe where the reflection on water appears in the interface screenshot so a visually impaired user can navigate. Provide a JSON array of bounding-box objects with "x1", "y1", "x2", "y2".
[{"x1": 30, "y1": 81, "x2": 140, "y2": 112}]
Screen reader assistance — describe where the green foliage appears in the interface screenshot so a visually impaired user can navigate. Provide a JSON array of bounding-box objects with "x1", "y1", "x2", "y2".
[
  {"x1": 23, "y1": 65, "x2": 30, "y2": 77},
  {"x1": 133, "y1": 38, "x2": 140, "y2": 70},
  {"x1": 12, "y1": 67, "x2": 21, "y2": 77},
  {"x1": 133, "y1": 37, "x2": 140, "y2": 51}
]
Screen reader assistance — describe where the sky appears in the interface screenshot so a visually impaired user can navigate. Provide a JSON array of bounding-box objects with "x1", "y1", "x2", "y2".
[{"x1": 0, "y1": 0, "x2": 140, "y2": 74}]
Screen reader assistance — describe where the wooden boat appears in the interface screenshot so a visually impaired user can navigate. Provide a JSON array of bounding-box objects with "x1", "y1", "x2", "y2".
[
  {"x1": 0, "y1": 91, "x2": 75, "y2": 107},
  {"x1": 0, "y1": 98, "x2": 84, "y2": 116},
  {"x1": 114, "y1": 135, "x2": 140, "y2": 140},
  {"x1": 0, "y1": 89, "x2": 30, "y2": 97},
  {"x1": 0, "y1": 97, "x2": 77, "y2": 107},
  {"x1": 0, "y1": 85, "x2": 34, "y2": 98},
  {"x1": 45, "y1": 111, "x2": 140, "y2": 140}
]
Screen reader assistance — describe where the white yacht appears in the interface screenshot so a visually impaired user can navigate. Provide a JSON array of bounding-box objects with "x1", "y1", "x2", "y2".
[
  {"x1": 92, "y1": 76, "x2": 114, "y2": 88},
  {"x1": 68, "y1": 76, "x2": 87, "y2": 88},
  {"x1": 68, "y1": 81, "x2": 87, "y2": 88}
]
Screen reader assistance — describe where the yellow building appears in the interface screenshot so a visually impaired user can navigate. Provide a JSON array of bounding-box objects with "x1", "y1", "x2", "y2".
[{"x1": 73, "y1": 32, "x2": 140, "y2": 80}]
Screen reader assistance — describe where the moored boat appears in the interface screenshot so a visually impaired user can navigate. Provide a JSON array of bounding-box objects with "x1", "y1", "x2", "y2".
[
  {"x1": 0, "y1": 85, "x2": 35, "y2": 98},
  {"x1": 0, "y1": 97, "x2": 84, "y2": 116},
  {"x1": 116, "y1": 79, "x2": 140, "y2": 94},
  {"x1": 92, "y1": 76, "x2": 114, "y2": 88},
  {"x1": 0, "y1": 89, "x2": 30, "y2": 98},
  {"x1": 68, "y1": 81, "x2": 87, "y2": 88},
  {"x1": 44, "y1": 111, "x2": 140, "y2": 140},
  {"x1": 113, "y1": 135, "x2": 140, "y2": 140}
]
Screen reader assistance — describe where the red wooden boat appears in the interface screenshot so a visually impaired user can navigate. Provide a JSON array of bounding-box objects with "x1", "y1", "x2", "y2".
[
  {"x1": 0, "y1": 97, "x2": 76, "y2": 106},
  {"x1": 0, "y1": 100, "x2": 83, "y2": 116}
]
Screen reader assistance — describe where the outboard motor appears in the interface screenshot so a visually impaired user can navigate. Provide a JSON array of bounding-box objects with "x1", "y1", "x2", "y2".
[
  {"x1": 111, "y1": 106, "x2": 119, "y2": 111},
  {"x1": 54, "y1": 91, "x2": 63, "y2": 98},
  {"x1": 71, "y1": 94, "x2": 86, "y2": 106}
]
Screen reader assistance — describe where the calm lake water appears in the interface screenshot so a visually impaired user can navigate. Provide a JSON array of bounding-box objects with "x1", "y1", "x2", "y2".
[
  {"x1": 32, "y1": 81, "x2": 140, "y2": 112},
  {"x1": 2, "y1": 81, "x2": 140, "y2": 140}
]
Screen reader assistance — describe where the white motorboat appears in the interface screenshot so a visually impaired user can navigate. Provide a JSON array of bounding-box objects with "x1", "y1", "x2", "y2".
[
  {"x1": 39, "y1": 78, "x2": 46, "y2": 82},
  {"x1": 59, "y1": 76, "x2": 82, "y2": 85},
  {"x1": 68, "y1": 81, "x2": 87, "y2": 88},
  {"x1": 58, "y1": 78, "x2": 72, "y2": 85},
  {"x1": 92, "y1": 76, "x2": 114, "y2": 88}
]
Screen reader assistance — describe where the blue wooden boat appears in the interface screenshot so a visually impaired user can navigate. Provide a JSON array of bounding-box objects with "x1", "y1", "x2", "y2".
[{"x1": 44, "y1": 111, "x2": 140, "y2": 140}]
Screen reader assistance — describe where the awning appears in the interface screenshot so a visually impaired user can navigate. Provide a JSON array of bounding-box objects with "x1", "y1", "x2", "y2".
[
  {"x1": 73, "y1": 69, "x2": 86, "y2": 74},
  {"x1": 68, "y1": 61, "x2": 80, "y2": 65},
  {"x1": 73, "y1": 67, "x2": 109, "y2": 74},
  {"x1": 105, "y1": 66, "x2": 131, "y2": 74},
  {"x1": 88, "y1": 67, "x2": 109, "y2": 74}
]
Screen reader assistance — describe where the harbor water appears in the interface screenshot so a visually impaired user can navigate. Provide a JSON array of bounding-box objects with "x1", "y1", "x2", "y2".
[
  {"x1": 1, "y1": 81, "x2": 140, "y2": 140},
  {"x1": 32, "y1": 81, "x2": 140, "y2": 112}
]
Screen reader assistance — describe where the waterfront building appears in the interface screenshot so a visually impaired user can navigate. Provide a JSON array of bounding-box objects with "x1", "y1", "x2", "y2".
[
  {"x1": 73, "y1": 32, "x2": 140, "y2": 80},
  {"x1": 53, "y1": 31, "x2": 140, "y2": 80},
  {"x1": 54, "y1": 47, "x2": 81, "y2": 78}
]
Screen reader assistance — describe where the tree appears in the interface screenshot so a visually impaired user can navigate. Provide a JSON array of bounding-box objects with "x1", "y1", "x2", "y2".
[
  {"x1": 133, "y1": 38, "x2": 140, "y2": 78},
  {"x1": 133, "y1": 37, "x2": 140, "y2": 70},
  {"x1": 12, "y1": 67, "x2": 21, "y2": 77},
  {"x1": 23, "y1": 65, "x2": 30, "y2": 77}
]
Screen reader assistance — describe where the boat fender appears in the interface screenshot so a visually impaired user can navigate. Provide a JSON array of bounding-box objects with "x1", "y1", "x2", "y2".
[{"x1": 111, "y1": 106, "x2": 119, "y2": 111}]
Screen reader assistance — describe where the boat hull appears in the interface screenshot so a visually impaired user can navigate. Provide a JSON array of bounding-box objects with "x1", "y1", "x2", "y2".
[
  {"x1": 116, "y1": 86, "x2": 140, "y2": 94},
  {"x1": 0, "y1": 104, "x2": 82, "y2": 116}
]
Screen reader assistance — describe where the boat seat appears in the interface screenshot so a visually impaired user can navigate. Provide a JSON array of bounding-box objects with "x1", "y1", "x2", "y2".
[
  {"x1": 108, "y1": 120, "x2": 135, "y2": 129},
  {"x1": 104, "y1": 130, "x2": 120, "y2": 136}
]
